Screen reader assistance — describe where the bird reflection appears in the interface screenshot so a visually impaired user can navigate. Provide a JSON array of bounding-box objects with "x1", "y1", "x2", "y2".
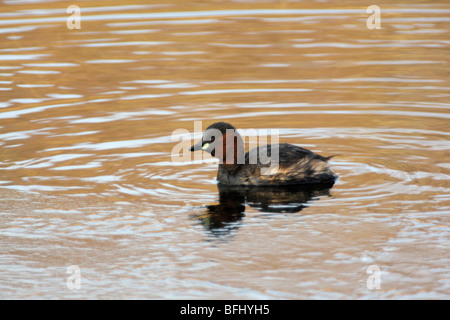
[{"x1": 193, "y1": 182, "x2": 334, "y2": 238}]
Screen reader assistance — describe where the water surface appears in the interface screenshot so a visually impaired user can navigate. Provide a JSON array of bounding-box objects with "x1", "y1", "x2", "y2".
[{"x1": 0, "y1": 0, "x2": 449, "y2": 299}]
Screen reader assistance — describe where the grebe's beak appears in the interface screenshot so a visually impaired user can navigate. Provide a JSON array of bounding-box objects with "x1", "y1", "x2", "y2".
[
  {"x1": 190, "y1": 140, "x2": 213, "y2": 155},
  {"x1": 201, "y1": 143, "x2": 210, "y2": 150},
  {"x1": 190, "y1": 140, "x2": 204, "y2": 152}
]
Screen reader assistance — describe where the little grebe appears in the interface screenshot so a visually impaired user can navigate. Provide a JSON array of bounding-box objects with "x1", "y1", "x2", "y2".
[{"x1": 190, "y1": 122, "x2": 337, "y2": 186}]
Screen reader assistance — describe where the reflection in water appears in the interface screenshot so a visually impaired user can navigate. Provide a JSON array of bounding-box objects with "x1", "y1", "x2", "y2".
[
  {"x1": 194, "y1": 186, "x2": 246, "y2": 238},
  {"x1": 194, "y1": 182, "x2": 334, "y2": 238}
]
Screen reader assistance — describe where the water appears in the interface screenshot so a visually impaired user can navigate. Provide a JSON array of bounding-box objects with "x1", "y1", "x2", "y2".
[{"x1": 0, "y1": 0, "x2": 449, "y2": 299}]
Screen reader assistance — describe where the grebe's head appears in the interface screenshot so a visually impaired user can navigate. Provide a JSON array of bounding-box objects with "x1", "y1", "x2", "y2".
[{"x1": 190, "y1": 122, "x2": 243, "y2": 163}]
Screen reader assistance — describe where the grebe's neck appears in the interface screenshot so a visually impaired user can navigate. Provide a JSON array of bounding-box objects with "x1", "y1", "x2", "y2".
[{"x1": 217, "y1": 129, "x2": 245, "y2": 167}]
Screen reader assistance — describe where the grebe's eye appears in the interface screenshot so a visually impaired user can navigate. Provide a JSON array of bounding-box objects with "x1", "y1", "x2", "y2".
[{"x1": 202, "y1": 136, "x2": 215, "y2": 148}]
